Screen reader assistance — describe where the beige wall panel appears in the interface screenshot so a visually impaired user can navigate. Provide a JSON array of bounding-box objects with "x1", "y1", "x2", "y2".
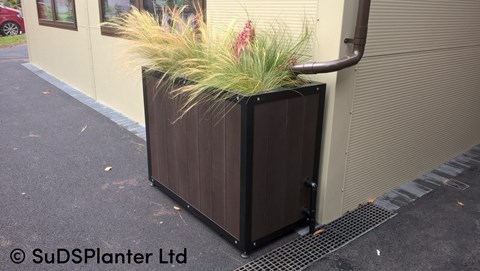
[
  {"x1": 207, "y1": 0, "x2": 318, "y2": 53},
  {"x1": 23, "y1": 1, "x2": 96, "y2": 98},
  {"x1": 366, "y1": 0, "x2": 480, "y2": 56},
  {"x1": 207, "y1": 0, "x2": 317, "y2": 28},
  {"x1": 343, "y1": 45, "x2": 480, "y2": 212},
  {"x1": 342, "y1": 0, "x2": 480, "y2": 212}
]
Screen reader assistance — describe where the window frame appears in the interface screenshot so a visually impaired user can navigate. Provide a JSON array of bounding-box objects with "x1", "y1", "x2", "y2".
[
  {"x1": 99, "y1": 0, "x2": 206, "y2": 37},
  {"x1": 36, "y1": 0, "x2": 78, "y2": 31}
]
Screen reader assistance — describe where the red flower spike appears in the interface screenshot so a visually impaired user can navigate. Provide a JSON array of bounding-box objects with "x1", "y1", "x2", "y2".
[{"x1": 233, "y1": 20, "x2": 256, "y2": 59}]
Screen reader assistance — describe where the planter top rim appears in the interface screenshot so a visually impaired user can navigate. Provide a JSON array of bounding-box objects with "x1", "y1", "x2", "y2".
[{"x1": 143, "y1": 69, "x2": 326, "y2": 104}]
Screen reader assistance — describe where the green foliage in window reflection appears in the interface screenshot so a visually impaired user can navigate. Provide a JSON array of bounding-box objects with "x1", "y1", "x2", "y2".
[
  {"x1": 1, "y1": 0, "x2": 21, "y2": 9},
  {"x1": 42, "y1": 5, "x2": 53, "y2": 20},
  {"x1": 174, "y1": 0, "x2": 186, "y2": 6},
  {"x1": 56, "y1": 11, "x2": 73, "y2": 22},
  {"x1": 103, "y1": 0, "x2": 132, "y2": 22},
  {"x1": 54, "y1": 0, "x2": 74, "y2": 22}
]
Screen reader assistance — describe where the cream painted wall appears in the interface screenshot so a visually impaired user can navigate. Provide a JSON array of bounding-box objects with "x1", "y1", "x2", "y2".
[
  {"x1": 314, "y1": 1, "x2": 358, "y2": 224},
  {"x1": 23, "y1": 1, "x2": 145, "y2": 124},
  {"x1": 84, "y1": 2, "x2": 145, "y2": 124},
  {"x1": 23, "y1": 1, "x2": 96, "y2": 98}
]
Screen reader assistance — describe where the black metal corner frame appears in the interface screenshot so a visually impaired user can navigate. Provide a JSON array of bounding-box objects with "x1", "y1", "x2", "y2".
[{"x1": 236, "y1": 86, "x2": 326, "y2": 254}]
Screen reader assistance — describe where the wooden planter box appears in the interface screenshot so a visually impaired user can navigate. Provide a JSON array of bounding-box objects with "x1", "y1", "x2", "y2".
[{"x1": 143, "y1": 70, "x2": 326, "y2": 253}]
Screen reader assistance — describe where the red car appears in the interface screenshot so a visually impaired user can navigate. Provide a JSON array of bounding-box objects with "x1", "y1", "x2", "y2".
[{"x1": 0, "y1": 4, "x2": 25, "y2": 36}]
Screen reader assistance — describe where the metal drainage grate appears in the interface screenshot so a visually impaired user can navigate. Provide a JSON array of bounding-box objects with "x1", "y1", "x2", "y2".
[
  {"x1": 235, "y1": 204, "x2": 396, "y2": 271},
  {"x1": 443, "y1": 178, "x2": 469, "y2": 190}
]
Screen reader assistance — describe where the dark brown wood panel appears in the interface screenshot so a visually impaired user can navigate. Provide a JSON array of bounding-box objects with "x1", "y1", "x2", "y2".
[
  {"x1": 211, "y1": 103, "x2": 226, "y2": 227},
  {"x1": 185, "y1": 106, "x2": 201, "y2": 208},
  {"x1": 147, "y1": 78, "x2": 242, "y2": 236},
  {"x1": 264, "y1": 100, "x2": 289, "y2": 236},
  {"x1": 225, "y1": 104, "x2": 241, "y2": 239},
  {"x1": 172, "y1": 98, "x2": 189, "y2": 200},
  {"x1": 284, "y1": 97, "x2": 307, "y2": 225},
  {"x1": 164, "y1": 88, "x2": 179, "y2": 193},
  {"x1": 198, "y1": 102, "x2": 213, "y2": 217},
  {"x1": 152, "y1": 78, "x2": 171, "y2": 188},
  {"x1": 251, "y1": 95, "x2": 320, "y2": 241},
  {"x1": 251, "y1": 104, "x2": 271, "y2": 240}
]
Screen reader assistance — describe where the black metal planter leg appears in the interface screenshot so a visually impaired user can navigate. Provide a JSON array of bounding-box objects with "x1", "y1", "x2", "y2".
[{"x1": 304, "y1": 178, "x2": 318, "y2": 234}]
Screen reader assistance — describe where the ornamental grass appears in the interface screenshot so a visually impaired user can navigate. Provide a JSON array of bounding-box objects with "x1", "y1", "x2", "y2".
[{"x1": 106, "y1": 5, "x2": 311, "y2": 116}]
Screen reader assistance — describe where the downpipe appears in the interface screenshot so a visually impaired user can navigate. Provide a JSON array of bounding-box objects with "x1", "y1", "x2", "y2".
[{"x1": 291, "y1": 0, "x2": 371, "y2": 74}]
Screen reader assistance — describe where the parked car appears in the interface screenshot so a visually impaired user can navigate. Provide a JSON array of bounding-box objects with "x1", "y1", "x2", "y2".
[{"x1": 0, "y1": 4, "x2": 24, "y2": 36}]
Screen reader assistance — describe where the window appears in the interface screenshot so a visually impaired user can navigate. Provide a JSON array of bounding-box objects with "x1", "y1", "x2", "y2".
[
  {"x1": 143, "y1": 0, "x2": 203, "y2": 19},
  {"x1": 99, "y1": 0, "x2": 141, "y2": 36},
  {"x1": 36, "y1": 0, "x2": 77, "y2": 30},
  {"x1": 99, "y1": 0, "x2": 205, "y2": 36}
]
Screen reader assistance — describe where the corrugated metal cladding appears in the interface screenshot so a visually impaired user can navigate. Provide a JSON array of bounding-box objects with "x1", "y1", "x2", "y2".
[
  {"x1": 342, "y1": 0, "x2": 480, "y2": 212},
  {"x1": 207, "y1": 0, "x2": 318, "y2": 53}
]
